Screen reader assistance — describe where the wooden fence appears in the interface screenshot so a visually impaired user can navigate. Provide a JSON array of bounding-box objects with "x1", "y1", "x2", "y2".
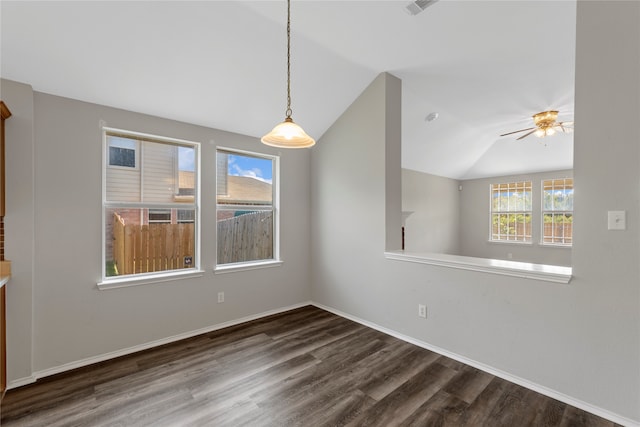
[
  {"x1": 217, "y1": 211, "x2": 273, "y2": 264},
  {"x1": 543, "y1": 223, "x2": 573, "y2": 244},
  {"x1": 112, "y1": 213, "x2": 194, "y2": 275}
]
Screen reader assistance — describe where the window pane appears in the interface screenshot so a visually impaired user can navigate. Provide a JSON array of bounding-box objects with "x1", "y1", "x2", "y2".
[
  {"x1": 217, "y1": 209, "x2": 273, "y2": 264},
  {"x1": 106, "y1": 135, "x2": 197, "y2": 203},
  {"x1": 106, "y1": 208, "x2": 196, "y2": 277},
  {"x1": 216, "y1": 149, "x2": 276, "y2": 266},
  {"x1": 491, "y1": 182, "x2": 531, "y2": 213},
  {"x1": 217, "y1": 152, "x2": 273, "y2": 204},
  {"x1": 543, "y1": 178, "x2": 573, "y2": 211},
  {"x1": 543, "y1": 213, "x2": 573, "y2": 244}
]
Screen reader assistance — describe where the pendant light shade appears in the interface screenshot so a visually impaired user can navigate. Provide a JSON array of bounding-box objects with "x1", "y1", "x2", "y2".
[
  {"x1": 261, "y1": 0, "x2": 315, "y2": 149},
  {"x1": 261, "y1": 117, "x2": 315, "y2": 148}
]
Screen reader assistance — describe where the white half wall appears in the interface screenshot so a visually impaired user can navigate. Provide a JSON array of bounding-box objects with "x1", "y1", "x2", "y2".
[{"x1": 310, "y1": 2, "x2": 640, "y2": 423}]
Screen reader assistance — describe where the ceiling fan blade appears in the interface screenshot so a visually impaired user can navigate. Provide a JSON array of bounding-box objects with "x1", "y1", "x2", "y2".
[
  {"x1": 500, "y1": 127, "x2": 536, "y2": 137},
  {"x1": 556, "y1": 121, "x2": 574, "y2": 133},
  {"x1": 516, "y1": 129, "x2": 538, "y2": 140}
]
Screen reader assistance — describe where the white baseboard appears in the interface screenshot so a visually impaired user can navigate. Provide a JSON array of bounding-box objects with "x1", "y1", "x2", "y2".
[
  {"x1": 312, "y1": 302, "x2": 639, "y2": 427},
  {"x1": 7, "y1": 375, "x2": 37, "y2": 389},
  {"x1": 8, "y1": 301, "x2": 311, "y2": 390}
]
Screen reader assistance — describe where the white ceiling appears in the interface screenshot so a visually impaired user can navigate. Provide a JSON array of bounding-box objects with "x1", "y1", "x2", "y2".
[{"x1": 0, "y1": 0, "x2": 576, "y2": 180}]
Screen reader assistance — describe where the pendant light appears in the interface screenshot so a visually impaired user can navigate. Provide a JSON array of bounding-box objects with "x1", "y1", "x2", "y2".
[{"x1": 261, "y1": 0, "x2": 315, "y2": 148}]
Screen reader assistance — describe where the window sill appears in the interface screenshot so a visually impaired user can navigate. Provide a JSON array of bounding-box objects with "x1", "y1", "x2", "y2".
[
  {"x1": 384, "y1": 250, "x2": 572, "y2": 284},
  {"x1": 97, "y1": 269, "x2": 205, "y2": 290},
  {"x1": 214, "y1": 260, "x2": 283, "y2": 274},
  {"x1": 539, "y1": 242, "x2": 572, "y2": 248},
  {"x1": 487, "y1": 240, "x2": 533, "y2": 246}
]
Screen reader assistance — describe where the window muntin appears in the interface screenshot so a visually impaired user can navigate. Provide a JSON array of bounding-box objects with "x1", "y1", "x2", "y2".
[
  {"x1": 103, "y1": 129, "x2": 199, "y2": 280},
  {"x1": 490, "y1": 181, "x2": 532, "y2": 242},
  {"x1": 216, "y1": 149, "x2": 277, "y2": 266},
  {"x1": 542, "y1": 178, "x2": 573, "y2": 245}
]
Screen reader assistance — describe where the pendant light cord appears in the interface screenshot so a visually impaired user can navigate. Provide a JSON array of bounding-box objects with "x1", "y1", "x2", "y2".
[{"x1": 286, "y1": 0, "x2": 292, "y2": 119}]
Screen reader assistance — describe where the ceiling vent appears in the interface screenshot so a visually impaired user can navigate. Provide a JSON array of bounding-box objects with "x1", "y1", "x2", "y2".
[{"x1": 404, "y1": 0, "x2": 439, "y2": 16}]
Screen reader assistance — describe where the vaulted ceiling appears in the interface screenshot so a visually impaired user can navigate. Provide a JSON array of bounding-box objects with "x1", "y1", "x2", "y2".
[{"x1": 1, "y1": 1, "x2": 576, "y2": 179}]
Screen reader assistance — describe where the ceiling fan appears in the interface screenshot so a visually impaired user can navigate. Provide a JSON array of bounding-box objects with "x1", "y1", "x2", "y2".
[{"x1": 500, "y1": 110, "x2": 574, "y2": 140}]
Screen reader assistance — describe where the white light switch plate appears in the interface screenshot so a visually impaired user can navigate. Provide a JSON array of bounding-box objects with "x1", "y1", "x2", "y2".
[{"x1": 608, "y1": 210, "x2": 626, "y2": 230}]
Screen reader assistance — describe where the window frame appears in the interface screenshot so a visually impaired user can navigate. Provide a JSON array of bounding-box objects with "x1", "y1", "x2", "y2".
[
  {"x1": 489, "y1": 181, "x2": 533, "y2": 244},
  {"x1": 541, "y1": 178, "x2": 573, "y2": 247},
  {"x1": 214, "y1": 146, "x2": 281, "y2": 272},
  {"x1": 99, "y1": 127, "x2": 202, "y2": 288}
]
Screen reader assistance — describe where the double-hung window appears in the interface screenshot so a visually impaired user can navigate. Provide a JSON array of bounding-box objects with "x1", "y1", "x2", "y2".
[
  {"x1": 490, "y1": 181, "x2": 532, "y2": 242},
  {"x1": 216, "y1": 148, "x2": 278, "y2": 267},
  {"x1": 542, "y1": 178, "x2": 573, "y2": 245},
  {"x1": 102, "y1": 128, "x2": 200, "y2": 281}
]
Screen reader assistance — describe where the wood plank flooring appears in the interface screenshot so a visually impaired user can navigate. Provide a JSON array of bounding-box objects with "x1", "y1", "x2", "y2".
[{"x1": 0, "y1": 306, "x2": 621, "y2": 427}]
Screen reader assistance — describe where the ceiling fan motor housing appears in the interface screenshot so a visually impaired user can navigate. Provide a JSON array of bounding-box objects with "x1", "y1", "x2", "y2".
[{"x1": 533, "y1": 110, "x2": 559, "y2": 128}]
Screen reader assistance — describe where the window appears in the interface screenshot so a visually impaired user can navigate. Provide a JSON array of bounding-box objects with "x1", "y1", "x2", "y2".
[
  {"x1": 103, "y1": 128, "x2": 200, "y2": 280},
  {"x1": 177, "y1": 209, "x2": 195, "y2": 224},
  {"x1": 542, "y1": 178, "x2": 573, "y2": 245},
  {"x1": 108, "y1": 136, "x2": 137, "y2": 168},
  {"x1": 216, "y1": 148, "x2": 277, "y2": 266},
  {"x1": 491, "y1": 181, "x2": 532, "y2": 242},
  {"x1": 148, "y1": 209, "x2": 171, "y2": 224}
]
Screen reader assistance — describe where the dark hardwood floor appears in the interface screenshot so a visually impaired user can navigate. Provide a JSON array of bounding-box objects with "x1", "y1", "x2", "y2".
[{"x1": 0, "y1": 306, "x2": 620, "y2": 427}]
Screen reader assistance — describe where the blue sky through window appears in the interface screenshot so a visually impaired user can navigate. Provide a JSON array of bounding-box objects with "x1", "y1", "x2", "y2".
[
  {"x1": 179, "y1": 146, "x2": 195, "y2": 171},
  {"x1": 228, "y1": 154, "x2": 273, "y2": 184}
]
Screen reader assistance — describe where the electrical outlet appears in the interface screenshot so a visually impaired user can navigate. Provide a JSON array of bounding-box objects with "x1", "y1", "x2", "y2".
[
  {"x1": 218, "y1": 292, "x2": 225, "y2": 303},
  {"x1": 418, "y1": 304, "x2": 427, "y2": 318}
]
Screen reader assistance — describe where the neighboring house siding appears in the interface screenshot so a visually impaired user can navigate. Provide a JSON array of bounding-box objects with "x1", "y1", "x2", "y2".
[
  {"x1": 224, "y1": 176, "x2": 272, "y2": 205},
  {"x1": 142, "y1": 142, "x2": 177, "y2": 203},
  {"x1": 106, "y1": 167, "x2": 140, "y2": 202}
]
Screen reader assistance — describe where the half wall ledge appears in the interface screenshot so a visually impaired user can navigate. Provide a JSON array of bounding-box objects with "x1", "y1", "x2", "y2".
[{"x1": 384, "y1": 250, "x2": 572, "y2": 284}]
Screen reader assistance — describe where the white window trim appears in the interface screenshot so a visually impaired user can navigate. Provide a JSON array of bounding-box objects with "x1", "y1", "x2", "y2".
[
  {"x1": 487, "y1": 239, "x2": 533, "y2": 246},
  {"x1": 540, "y1": 178, "x2": 573, "y2": 247},
  {"x1": 100, "y1": 126, "x2": 202, "y2": 287},
  {"x1": 489, "y1": 181, "x2": 533, "y2": 243},
  {"x1": 215, "y1": 146, "x2": 280, "y2": 270},
  {"x1": 97, "y1": 269, "x2": 206, "y2": 290},
  {"x1": 214, "y1": 259, "x2": 283, "y2": 274}
]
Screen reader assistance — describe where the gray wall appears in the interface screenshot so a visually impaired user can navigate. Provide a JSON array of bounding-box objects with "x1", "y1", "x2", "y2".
[
  {"x1": 402, "y1": 168, "x2": 460, "y2": 254},
  {"x1": 311, "y1": 2, "x2": 639, "y2": 423},
  {"x1": 1, "y1": 80, "x2": 35, "y2": 383},
  {"x1": 1, "y1": 82, "x2": 311, "y2": 380},
  {"x1": 459, "y1": 170, "x2": 573, "y2": 266}
]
